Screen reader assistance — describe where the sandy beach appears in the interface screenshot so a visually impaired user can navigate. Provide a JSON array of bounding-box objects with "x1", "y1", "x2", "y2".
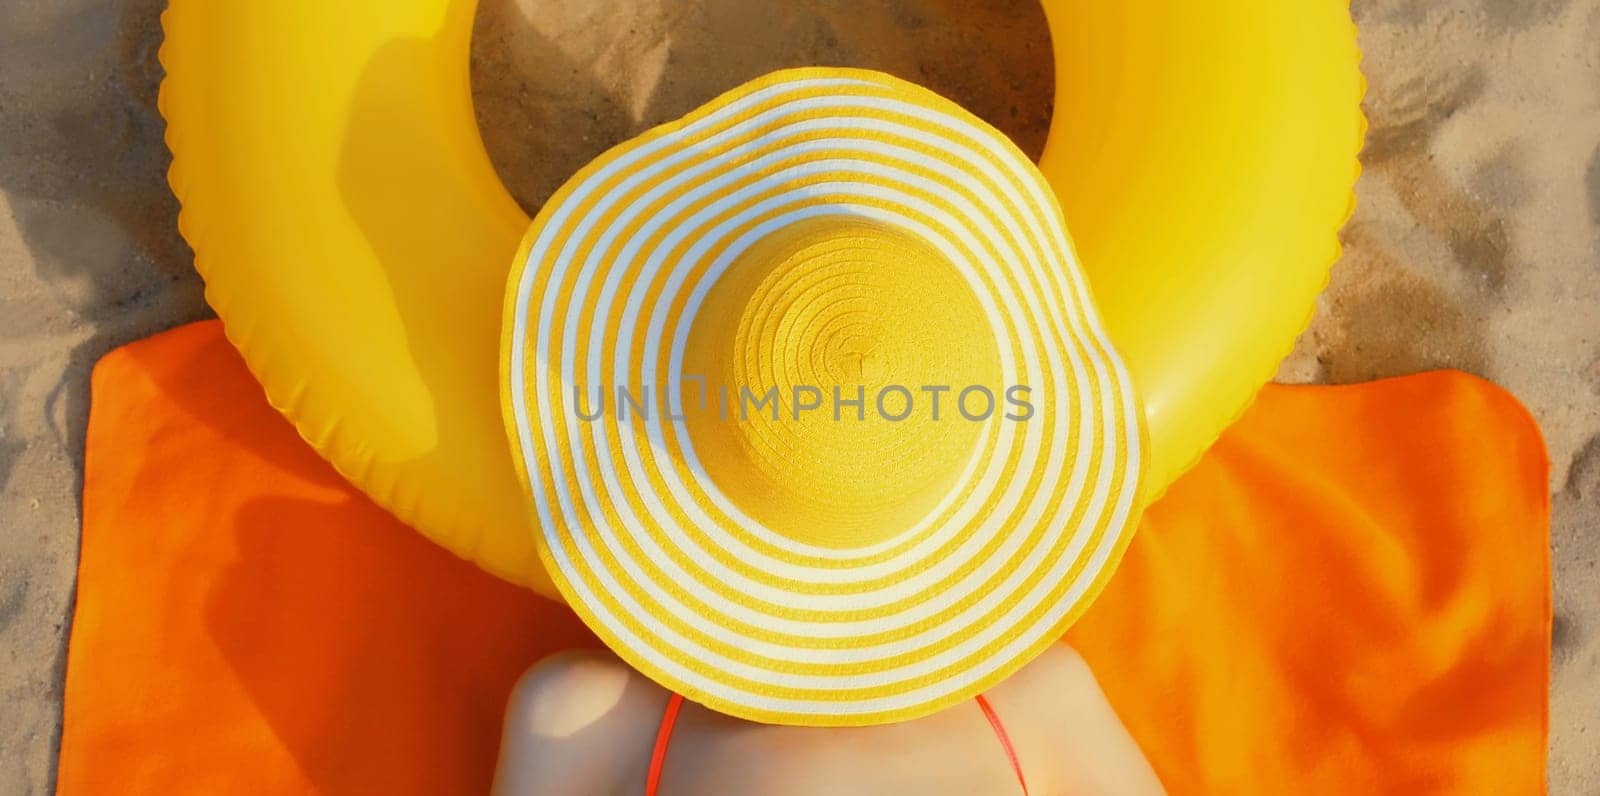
[{"x1": 2, "y1": 0, "x2": 1597, "y2": 791}]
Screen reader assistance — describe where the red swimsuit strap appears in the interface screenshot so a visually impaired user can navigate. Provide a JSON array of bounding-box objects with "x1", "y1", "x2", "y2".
[
  {"x1": 644, "y1": 694, "x2": 684, "y2": 796},
  {"x1": 644, "y1": 693, "x2": 1028, "y2": 795},
  {"x1": 975, "y1": 693, "x2": 1031, "y2": 796}
]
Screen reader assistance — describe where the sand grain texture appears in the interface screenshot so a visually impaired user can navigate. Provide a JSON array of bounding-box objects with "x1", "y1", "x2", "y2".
[{"x1": 1, "y1": 0, "x2": 1595, "y2": 792}]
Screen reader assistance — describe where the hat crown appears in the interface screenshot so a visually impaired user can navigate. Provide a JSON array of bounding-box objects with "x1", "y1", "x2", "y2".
[{"x1": 682, "y1": 216, "x2": 1000, "y2": 549}]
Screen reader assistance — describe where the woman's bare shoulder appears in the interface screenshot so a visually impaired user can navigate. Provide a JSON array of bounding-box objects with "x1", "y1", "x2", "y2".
[
  {"x1": 495, "y1": 649, "x2": 669, "y2": 795},
  {"x1": 506, "y1": 649, "x2": 663, "y2": 734},
  {"x1": 996, "y1": 642, "x2": 1096, "y2": 692},
  {"x1": 987, "y1": 643, "x2": 1166, "y2": 796}
]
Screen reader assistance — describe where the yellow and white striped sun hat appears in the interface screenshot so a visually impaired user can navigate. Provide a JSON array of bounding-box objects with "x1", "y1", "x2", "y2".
[{"x1": 501, "y1": 68, "x2": 1145, "y2": 726}]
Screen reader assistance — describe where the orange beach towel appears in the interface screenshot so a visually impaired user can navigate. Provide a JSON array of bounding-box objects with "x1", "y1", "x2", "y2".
[{"x1": 57, "y1": 321, "x2": 1549, "y2": 793}]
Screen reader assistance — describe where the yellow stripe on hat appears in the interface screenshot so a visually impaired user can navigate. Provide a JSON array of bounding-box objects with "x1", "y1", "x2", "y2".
[{"x1": 501, "y1": 68, "x2": 1145, "y2": 726}]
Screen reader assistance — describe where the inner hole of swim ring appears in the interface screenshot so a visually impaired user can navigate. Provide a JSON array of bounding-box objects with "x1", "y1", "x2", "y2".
[
  {"x1": 679, "y1": 216, "x2": 1002, "y2": 551},
  {"x1": 470, "y1": 0, "x2": 1054, "y2": 213}
]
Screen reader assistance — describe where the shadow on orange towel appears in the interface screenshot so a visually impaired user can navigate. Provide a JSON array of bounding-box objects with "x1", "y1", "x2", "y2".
[{"x1": 58, "y1": 321, "x2": 1548, "y2": 794}]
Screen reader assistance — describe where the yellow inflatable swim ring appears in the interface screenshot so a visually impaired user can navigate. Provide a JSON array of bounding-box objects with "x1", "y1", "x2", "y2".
[{"x1": 158, "y1": 1, "x2": 1364, "y2": 598}]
